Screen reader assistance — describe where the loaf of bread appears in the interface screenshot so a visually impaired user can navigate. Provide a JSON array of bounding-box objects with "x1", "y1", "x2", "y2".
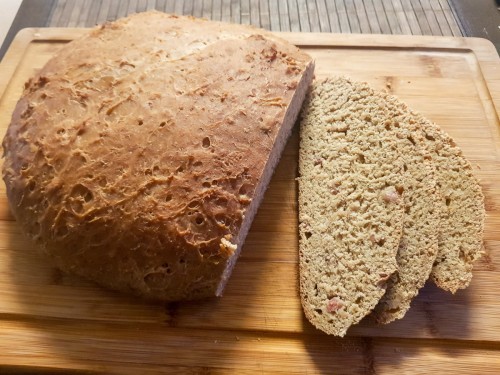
[
  {"x1": 298, "y1": 78, "x2": 405, "y2": 337},
  {"x1": 2, "y1": 11, "x2": 314, "y2": 301}
]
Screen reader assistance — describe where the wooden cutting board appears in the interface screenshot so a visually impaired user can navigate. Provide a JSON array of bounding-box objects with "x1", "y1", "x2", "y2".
[{"x1": 0, "y1": 28, "x2": 499, "y2": 374}]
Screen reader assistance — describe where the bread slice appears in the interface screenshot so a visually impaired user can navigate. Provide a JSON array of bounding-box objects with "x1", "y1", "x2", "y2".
[
  {"x1": 2, "y1": 11, "x2": 314, "y2": 301},
  {"x1": 359, "y1": 88, "x2": 441, "y2": 324},
  {"x1": 298, "y1": 78, "x2": 405, "y2": 336},
  {"x1": 416, "y1": 118, "x2": 485, "y2": 293}
]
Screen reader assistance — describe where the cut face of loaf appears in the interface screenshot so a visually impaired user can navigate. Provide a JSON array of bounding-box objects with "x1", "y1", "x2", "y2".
[
  {"x1": 298, "y1": 78, "x2": 405, "y2": 337},
  {"x1": 2, "y1": 11, "x2": 314, "y2": 301}
]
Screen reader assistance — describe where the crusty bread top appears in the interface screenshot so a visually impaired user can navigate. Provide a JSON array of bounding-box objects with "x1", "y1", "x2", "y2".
[
  {"x1": 2, "y1": 11, "x2": 313, "y2": 301},
  {"x1": 298, "y1": 77, "x2": 405, "y2": 336}
]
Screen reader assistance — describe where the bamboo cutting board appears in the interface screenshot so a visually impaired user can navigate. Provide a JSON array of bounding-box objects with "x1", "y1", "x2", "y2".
[{"x1": 0, "y1": 28, "x2": 499, "y2": 374}]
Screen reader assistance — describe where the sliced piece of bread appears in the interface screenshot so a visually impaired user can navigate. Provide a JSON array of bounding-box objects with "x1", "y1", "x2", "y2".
[
  {"x1": 362, "y1": 89, "x2": 441, "y2": 324},
  {"x1": 416, "y1": 118, "x2": 485, "y2": 293},
  {"x1": 298, "y1": 77, "x2": 405, "y2": 336},
  {"x1": 373, "y1": 140, "x2": 440, "y2": 323}
]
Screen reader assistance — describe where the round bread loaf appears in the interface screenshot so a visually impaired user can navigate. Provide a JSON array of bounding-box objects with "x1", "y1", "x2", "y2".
[{"x1": 2, "y1": 11, "x2": 314, "y2": 301}]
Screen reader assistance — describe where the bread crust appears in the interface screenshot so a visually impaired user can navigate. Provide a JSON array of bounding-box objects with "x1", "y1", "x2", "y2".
[{"x1": 2, "y1": 11, "x2": 314, "y2": 301}]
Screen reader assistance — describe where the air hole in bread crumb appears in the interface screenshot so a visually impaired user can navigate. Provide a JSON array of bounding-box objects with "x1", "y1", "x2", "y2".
[
  {"x1": 202, "y1": 137, "x2": 211, "y2": 148},
  {"x1": 179, "y1": 258, "x2": 186, "y2": 264},
  {"x1": 188, "y1": 201, "x2": 200, "y2": 209},
  {"x1": 425, "y1": 134, "x2": 435, "y2": 141},
  {"x1": 403, "y1": 164, "x2": 408, "y2": 172},
  {"x1": 445, "y1": 197, "x2": 451, "y2": 206},
  {"x1": 238, "y1": 183, "x2": 252, "y2": 195},
  {"x1": 144, "y1": 168, "x2": 152, "y2": 176},
  {"x1": 357, "y1": 154, "x2": 365, "y2": 164},
  {"x1": 70, "y1": 200, "x2": 84, "y2": 214},
  {"x1": 193, "y1": 161, "x2": 203, "y2": 167},
  {"x1": 138, "y1": 119, "x2": 144, "y2": 126},
  {"x1": 314, "y1": 309, "x2": 323, "y2": 315},
  {"x1": 214, "y1": 197, "x2": 228, "y2": 206},
  {"x1": 202, "y1": 181, "x2": 211, "y2": 188},
  {"x1": 77, "y1": 128, "x2": 85, "y2": 136},
  {"x1": 165, "y1": 194, "x2": 173, "y2": 202},
  {"x1": 385, "y1": 123, "x2": 391, "y2": 130},
  {"x1": 304, "y1": 231, "x2": 312, "y2": 239},
  {"x1": 71, "y1": 184, "x2": 93, "y2": 202},
  {"x1": 407, "y1": 136, "x2": 416, "y2": 146},
  {"x1": 159, "y1": 121, "x2": 166, "y2": 128},
  {"x1": 98, "y1": 176, "x2": 107, "y2": 187},
  {"x1": 195, "y1": 216, "x2": 205, "y2": 225},
  {"x1": 215, "y1": 213, "x2": 229, "y2": 226},
  {"x1": 27, "y1": 180, "x2": 36, "y2": 192},
  {"x1": 57, "y1": 128, "x2": 66, "y2": 135},
  {"x1": 176, "y1": 165, "x2": 184, "y2": 173},
  {"x1": 458, "y1": 246, "x2": 466, "y2": 261}
]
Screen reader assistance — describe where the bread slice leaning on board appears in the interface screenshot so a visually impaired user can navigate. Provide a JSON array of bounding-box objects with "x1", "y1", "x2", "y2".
[
  {"x1": 2, "y1": 11, "x2": 314, "y2": 301},
  {"x1": 298, "y1": 78, "x2": 406, "y2": 337},
  {"x1": 298, "y1": 77, "x2": 485, "y2": 336}
]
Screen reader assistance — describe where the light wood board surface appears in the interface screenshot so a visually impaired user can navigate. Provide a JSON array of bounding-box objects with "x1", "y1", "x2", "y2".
[{"x1": 0, "y1": 28, "x2": 499, "y2": 374}]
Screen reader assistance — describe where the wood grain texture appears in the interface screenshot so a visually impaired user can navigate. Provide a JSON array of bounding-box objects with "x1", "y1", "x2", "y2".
[
  {"x1": 277, "y1": 0, "x2": 290, "y2": 32},
  {"x1": 287, "y1": 0, "x2": 300, "y2": 32},
  {"x1": 345, "y1": 0, "x2": 361, "y2": 33},
  {"x1": 0, "y1": 28, "x2": 499, "y2": 373}
]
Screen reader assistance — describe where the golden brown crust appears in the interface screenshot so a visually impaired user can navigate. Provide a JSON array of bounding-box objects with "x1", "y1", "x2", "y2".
[{"x1": 2, "y1": 11, "x2": 314, "y2": 301}]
